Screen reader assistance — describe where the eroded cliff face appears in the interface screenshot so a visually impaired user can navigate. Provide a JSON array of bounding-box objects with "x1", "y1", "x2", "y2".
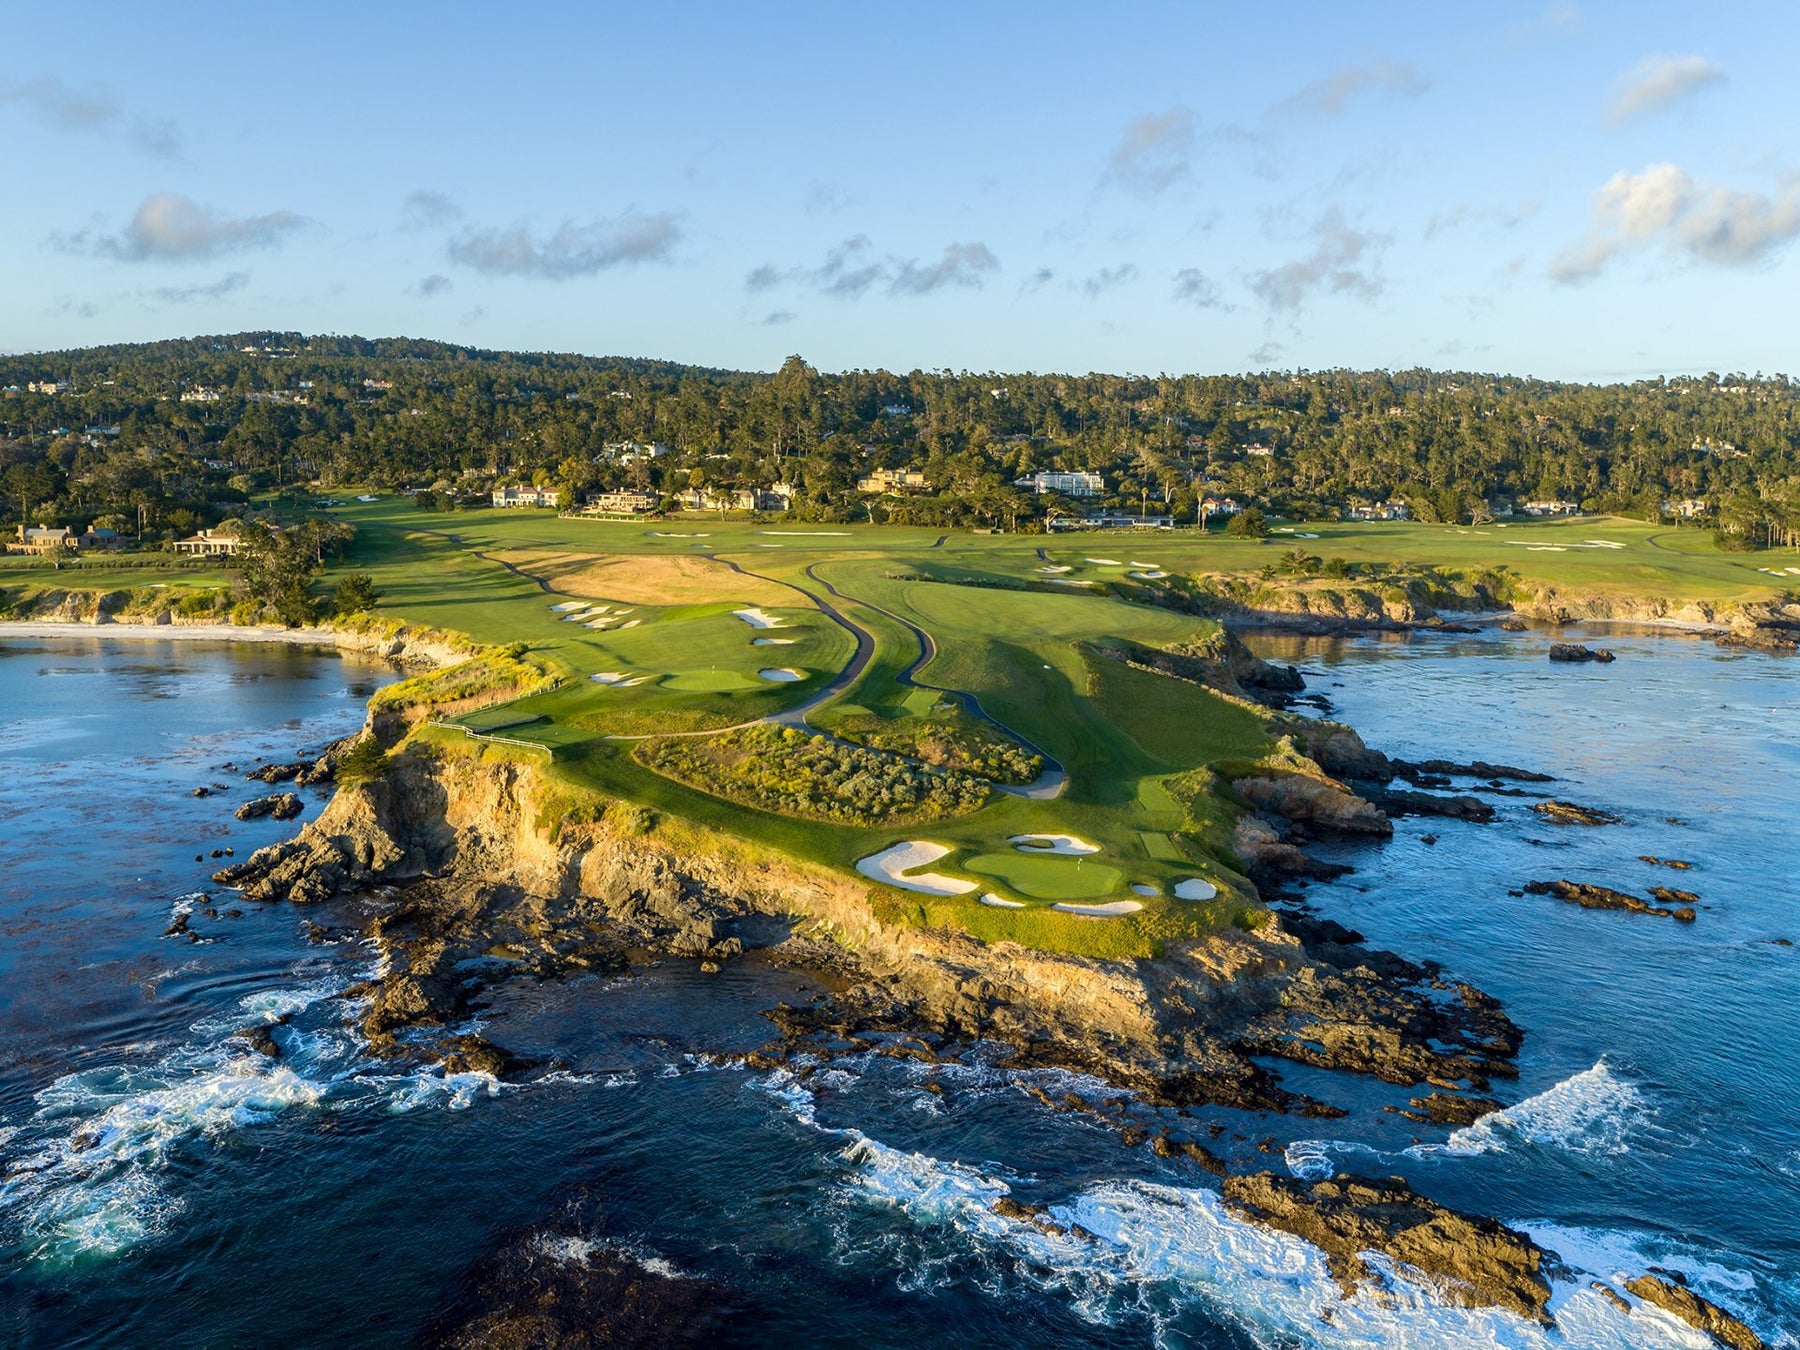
[{"x1": 217, "y1": 740, "x2": 1520, "y2": 1119}]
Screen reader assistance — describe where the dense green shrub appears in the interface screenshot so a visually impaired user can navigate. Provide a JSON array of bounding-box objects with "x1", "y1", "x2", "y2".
[{"x1": 637, "y1": 725, "x2": 990, "y2": 824}]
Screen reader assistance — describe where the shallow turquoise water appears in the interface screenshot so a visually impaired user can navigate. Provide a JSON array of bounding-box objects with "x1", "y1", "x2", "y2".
[{"x1": 0, "y1": 629, "x2": 1794, "y2": 1347}]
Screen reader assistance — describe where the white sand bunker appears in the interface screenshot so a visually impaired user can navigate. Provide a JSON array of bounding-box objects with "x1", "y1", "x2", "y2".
[
  {"x1": 590, "y1": 671, "x2": 630, "y2": 685},
  {"x1": 550, "y1": 601, "x2": 587, "y2": 612},
  {"x1": 759, "y1": 667, "x2": 804, "y2": 682},
  {"x1": 762, "y1": 530, "x2": 850, "y2": 536},
  {"x1": 1052, "y1": 900, "x2": 1144, "y2": 918},
  {"x1": 1131, "y1": 883, "x2": 1159, "y2": 897},
  {"x1": 1085, "y1": 557, "x2": 1122, "y2": 566},
  {"x1": 752, "y1": 637, "x2": 796, "y2": 645},
  {"x1": 649, "y1": 531, "x2": 709, "y2": 537},
  {"x1": 1129, "y1": 570, "x2": 1169, "y2": 581},
  {"x1": 979, "y1": 895, "x2": 1026, "y2": 909},
  {"x1": 1011, "y1": 833, "x2": 1099, "y2": 855},
  {"x1": 734, "y1": 608, "x2": 787, "y2": 629},
  {"x1": 856, "y1": 842, "x2": 976, "y2": 896},
  {"x1": 1047, "y1": 578, "x2": 1099, "y2": 587},
  {"x1": 1038, "y1": 565, "x2": 1073, "y2": 574},
  {"x1": 1585, "y1": 540, "x2": 1626, "y2": 549},
  {"x1": 617, "y1": 619, "x2": 640, "y2": 630},
  {"x1": 585, "y1": 619, "x2": 614, "y2": 629},
  {"x1": 1174, "y1": 878, "x2": 1219, "y2": 901}
]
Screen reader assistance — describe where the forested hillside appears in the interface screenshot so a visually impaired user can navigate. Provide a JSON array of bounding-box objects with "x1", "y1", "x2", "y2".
[{"x1": 4, "y1": 333, "x2": 1798, "y2": 545}]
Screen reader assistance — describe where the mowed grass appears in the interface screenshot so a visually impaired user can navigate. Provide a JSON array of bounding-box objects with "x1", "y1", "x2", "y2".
[
  {"x1": 314, "y1": 497, "x2": 1794, "y2": 959},
  {"x1": 963, "y1": 851, "x2": 1124, "y2": 900}
]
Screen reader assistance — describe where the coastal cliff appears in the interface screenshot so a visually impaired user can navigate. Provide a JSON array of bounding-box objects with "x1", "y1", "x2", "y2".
[{"x1": 217, "y1": 732, "x2": 1519, "y2": 1118}]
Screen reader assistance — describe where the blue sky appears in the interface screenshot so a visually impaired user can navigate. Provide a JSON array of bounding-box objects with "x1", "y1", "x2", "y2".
[{"x1": 3, "y1": 1, "x2": 1796, "y2": 379}]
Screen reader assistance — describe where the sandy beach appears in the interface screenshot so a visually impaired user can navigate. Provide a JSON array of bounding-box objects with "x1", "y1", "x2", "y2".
[{"x1": 0, "y1": 621, "x2": 345, "y2": 647}]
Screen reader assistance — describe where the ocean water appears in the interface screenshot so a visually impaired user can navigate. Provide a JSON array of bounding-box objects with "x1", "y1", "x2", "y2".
[{"x1": 0, "y1": 628, "x2": 1794, "y2": 1347}]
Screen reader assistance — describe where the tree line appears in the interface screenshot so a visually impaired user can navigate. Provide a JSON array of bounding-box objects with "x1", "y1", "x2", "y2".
[{"x1": 4, "y1": 334, "x2": 1800, "y2": 547}]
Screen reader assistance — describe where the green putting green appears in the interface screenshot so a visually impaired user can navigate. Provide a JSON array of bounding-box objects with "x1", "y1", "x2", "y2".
[{"x1": 963, "y1": 851, "x2": 1124, "y2": 900}]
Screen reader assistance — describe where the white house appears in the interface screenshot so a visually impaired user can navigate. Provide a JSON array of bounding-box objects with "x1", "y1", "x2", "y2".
[
  {"x1": 492, "y1": 485, "x2": 561, "y2": 508},
  {"x1": 1014, "y1": 470, "x2": 1103, "y2": 498},
  {"x1": 581, "y1": 489, "x2": 660, "y2": 515},
  {"x1": 1521, "y1": 499, "x2": 1580, "y2": 517},
  {"x1": 602, "y1": 441, "x2": 674, "y2": 464}
]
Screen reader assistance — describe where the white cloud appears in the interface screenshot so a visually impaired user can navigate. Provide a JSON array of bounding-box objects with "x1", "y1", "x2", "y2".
[
  {"x1": 58, "y1": 193, "x2": 307, "y2": 261},
  {"x1": 1552, "y1": 163, "x2": 1800, "y2": 282},
  {"x1": 746, "y1": 237, "x2": 999, "y2": 299},
  {"x1": 1106, "y1": 110, "x2": 1197, "y2": 194},
  {"x1": 1274, "y1": 63, "x2": 1429, "y2": 118},
  {"x1": 148, "y1": 271, "x2": 248, "y2": 303},
  {"x1": 1608, "y1": 54, "x2": 1725, "y2": 124},
  {"x1": 449, "y1": 211, "x2": 681, "y2": 279},
  {"x1": 1249, "y1": 213, "x2": 1387, "y2": 309}
]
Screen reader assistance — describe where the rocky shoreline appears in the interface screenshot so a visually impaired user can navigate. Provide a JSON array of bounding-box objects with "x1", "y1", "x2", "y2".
[{"x1": 200, "y1": 644, "x2": 1761, "y2": 1344}]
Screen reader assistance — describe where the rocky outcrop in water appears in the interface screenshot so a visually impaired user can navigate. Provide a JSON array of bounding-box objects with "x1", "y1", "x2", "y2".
[
  {"x1": 234, "y1": 792, "x2": 302, "y2": 821},
  {"x1": 1221, "y1": 1172, "x2": 1556, "y2": 1325},
  {"x1": 1624, "y1": 1272, "x2": 1766, "y2": 1350},
  {"x1": 1548, "y1": 643, "x2": 1616, "y2": 663},
  {"x1": 1532, "y1": 800, "x2": 1621, "y2": 826},
  {"x1": 418, "y1": 1225, "x2": 739, "y2": 1348},
  {"x1": 1523, "y1": 879, "x2": 1696, "y2": 921},
  {"x1": 1231, "y1": 770, "x2": 1394, "y2": 836}
]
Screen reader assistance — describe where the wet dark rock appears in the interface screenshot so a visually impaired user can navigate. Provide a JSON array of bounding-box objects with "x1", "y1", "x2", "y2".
[
  {"x1": 992, "y1": 1195, "x2": 1075, "y2": 1237},
  {"x1": 1223, "y1": 1172, "x2": 1556, "y2": 1326},
  {"x1": 1548, "y1": 643, "x2": 1616, "y2": 663},
  {"x1": 238, "y1": 1020, "x2": 285, "y2": 1059},
  {"x1": 235, "y1": 792, "x2": 303, "y2": 822},
  {"x1": 163, "y1": 911, "x2": 191, "y2": 938},
  {"x1": 1389, "y1": 766, "x2": 1548, "y2": 788},
  {"x1": 1624, "y1": 1272, "x2": 1765, "y2": 1350},
  {"x1": 190, "y1": 786, "x2": 213, "y2": 798},
  {"x1": 1649, "y1": 885, "x2": 1701, "y2": 908},
  {"x1": 1365, "y1": 787, "x2": 1496, "y2": 822},
  {"x1": 1591, "y1": 1281, "x2": 1632, "y2": 1312},
  {"x1": 1531, "y1": 800, "x2": 1622, "y2": 827},
  {"x1": 1388, "y1": 1092, "x2": 1503, "y2": 1126},
  {"x1": 247, "y1": 760, "x2": 310, "y2": 784},
  {"x1": 418, "y1": 1226, "x2": 741, "y2": 1349},
  {"x1": 1639, "y1": 855, "x2": 1694, "y2": 869},
  {"x1": 438, "y1": 1034, "x2": 528, "y2": 1079},
  {"x1": 1499, "y1": 618, "x2": 1529, "y2": 632},
  {"x1": 1523, "y1": 880, "x2": 1696, "y2": 921}
]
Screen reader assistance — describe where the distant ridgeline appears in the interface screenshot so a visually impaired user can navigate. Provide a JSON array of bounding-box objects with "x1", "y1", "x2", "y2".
[{"x1": 2, "y1": 333, "x2": 1797, "y2": 546}]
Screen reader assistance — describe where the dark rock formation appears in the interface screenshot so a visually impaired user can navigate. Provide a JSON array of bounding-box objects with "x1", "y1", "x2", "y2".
[
  {"x1": 1532, "y1": 800, "x2": 1622, "y2": 827},
  {"x1": 1388, "y1": 1092, "x2": 1504, "y2": 1126},
  {"x1": 1639, "y1": 855, "x2": 1695, "y2": 869},
  {"x1": 1624, "y1": 1272, "x2": 1765, "y2": 1350},
  {"x1": 1232, "y1": 771, "x2": 1394, "y2": 836},
  {"x1": 1222, "y1": 1172, "x2": 1556, "y2": 1325},
  {"x1": 1365, "y1": 787, "x2": 1496, "y2": 822},
  {"x1": 1523, "y1": 880, "x2": 1695, "y2": 921},
  {"x1": 1548, "y1": 643, "x2": 1616, "y2": 663},
  {"x1": 417, "y1": 1227, "x2": 739, "y2": 1349},
  {"x1": 247, "y1": 760, "x2": 309, "y2": 784},
  {"x1": 1394, "y1": 758, "x2": 1554, "y2": 785},
  {"x1": 235, "y1": 792, "x2": 303, "y2": 822}
]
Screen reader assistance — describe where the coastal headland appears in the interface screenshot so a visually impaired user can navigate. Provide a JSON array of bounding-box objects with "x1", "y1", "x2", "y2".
[{"x1": 3, "y1": 504, "x2": 1787, "y2": 1346}]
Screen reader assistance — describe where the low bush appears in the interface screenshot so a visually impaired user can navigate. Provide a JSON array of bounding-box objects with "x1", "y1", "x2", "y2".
[{"x1": 637, "y1": 724, "x2": 990, "y2": 824}]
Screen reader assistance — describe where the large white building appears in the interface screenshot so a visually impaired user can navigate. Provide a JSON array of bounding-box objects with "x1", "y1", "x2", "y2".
[
  {"x1": 1014, "y1": 470, "x2": 1103, "y2": 498},
  {"x1": 492, "y1": 485, "x2": 561, "y2": 508}
]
